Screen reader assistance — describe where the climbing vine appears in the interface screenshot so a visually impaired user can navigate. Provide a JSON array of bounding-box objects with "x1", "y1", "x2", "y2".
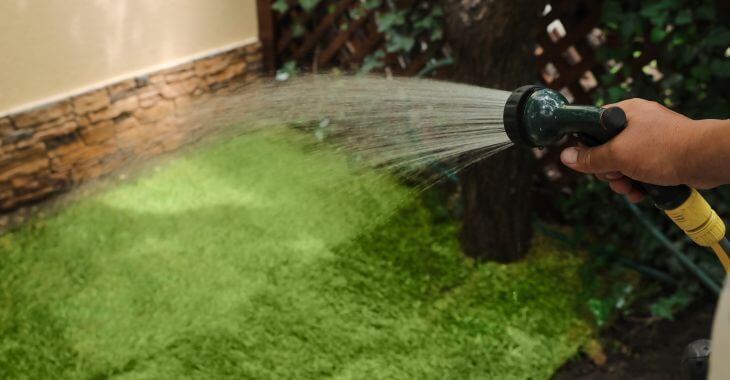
[
  {"x1": 271, "y1": 0, "x2": 450, "y2": 78},
  {"x1": 596, "y1": 0, "x2": 729, "y2": 118},
  {"x1": 562, "y1": 0, "x2": 730, "y2": 322},
  {"x1": 268, "y1": 0, "x2": 729, "y2": 323}
]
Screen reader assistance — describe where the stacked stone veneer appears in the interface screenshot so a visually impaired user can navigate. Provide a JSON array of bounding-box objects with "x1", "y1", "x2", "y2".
[{"x1": 0, "y1": 42, "x2": 262, "y2": 214}]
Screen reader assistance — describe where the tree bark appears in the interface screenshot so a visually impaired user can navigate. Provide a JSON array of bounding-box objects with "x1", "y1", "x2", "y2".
[{"x1": 440, "y1": 0, "x2": 542, "y2": 262}]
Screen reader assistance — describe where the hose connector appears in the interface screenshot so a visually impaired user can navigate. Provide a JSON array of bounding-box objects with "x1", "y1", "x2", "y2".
[{"x1": 665, "y1": 189, "x2": 726, "y2": 247}]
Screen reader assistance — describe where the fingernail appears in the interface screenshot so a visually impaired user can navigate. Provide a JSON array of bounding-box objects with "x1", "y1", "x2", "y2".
[
  {"x1": 606, "y1": 172, "x2": 623, "y2": 180},
  {"x1": 561, "y1": 148, "x2": 578, "y2": 165}
]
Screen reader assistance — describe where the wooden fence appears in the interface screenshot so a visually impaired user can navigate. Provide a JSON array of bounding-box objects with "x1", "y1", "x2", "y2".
[
  {"x1": 257, "y1": 0, "x2": 453, "y2": 78},
  {"x1": 256, "y1": 0, "x2": 647, "y2": 105}
]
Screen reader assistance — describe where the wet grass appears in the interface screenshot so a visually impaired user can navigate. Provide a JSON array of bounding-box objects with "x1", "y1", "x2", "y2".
[{"x1": 0, "y1": 129, "x2": 590, "y2": 379}]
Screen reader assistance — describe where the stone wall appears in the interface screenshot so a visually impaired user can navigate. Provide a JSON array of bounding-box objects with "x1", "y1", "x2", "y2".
[{"x1": 0, "y1": 42, "x2": 262, "y2": 214}]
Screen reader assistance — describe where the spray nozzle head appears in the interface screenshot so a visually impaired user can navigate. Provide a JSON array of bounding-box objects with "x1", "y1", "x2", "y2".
[{"x1": 503, "y1": 86, "x2": 627, "y2": 148}]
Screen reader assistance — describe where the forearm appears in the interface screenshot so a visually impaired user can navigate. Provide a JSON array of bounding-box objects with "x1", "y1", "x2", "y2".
[{"x1": 684, "y1": 119, "x2": 730, "y2": 188}]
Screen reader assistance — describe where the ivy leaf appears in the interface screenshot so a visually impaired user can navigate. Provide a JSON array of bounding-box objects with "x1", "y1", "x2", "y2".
[
  {"x1": 275, "y1": 61, "x2": 298, "y2": 81},
  {"x1": 702, "y1": 27, "x2": 730, "y2": 47},
  {"x1": 292, "y1": 22, "x2": 305, "y2": 38},
  {"x1": 386, "y1": 32, "x2": 415, "y2": 53},
  {"x1": 272, "y1": 0, "x2": 289, "y2": 13},
  {"x1": 670, "y1": 34, "x2": 685, "y2": 46},
  {"x1": 417, "y1": 57, "x2": 453, "y2": 78},
  {"x1": 600, "y1": 73, "x2": 617, "y2": 86},
  {"x1": 299, "y1": 0, "x2": 321, "y2": 12},
  {"x1": 601, "y1": 0, "x2": 623, "y2": 28},
  {"x1": 413, "y1": 6, "x2": 443, "y2": 32},
  {"x1": 363, "y1": 0, "x2": 382, "y2": 10},
  {"x1": 650, "y1": 289, "x2": 692, "y2": 320},
  {"x1": 710, "y1": 60, "x2": 730, "y2": 78},
  {"x1": 587, "y1": 298, "x2": 613, "y2": 327},
  {"x1": 690, "y1": 65, "x2": 711, "y2": 82},
  {"x1": 619, "y1": 14, "x2": 642, "y2": 42},
  {"x1": 639, "y1": 5, "x2": 669, "y2": 27},
  {"x1": 376, "y1": 11, "x2": 406, "y2": 32},
  {"x1": 349, "y1": 7, "x2": 364, "y2": 20},
  {"x1": 358, "y1": 50, "x2": 386, "y2": 75},
  {"x1": 676, "y1": 46, "x2": 696, "y2": 66},
  {"x1": 696, "y1": 5, "x2": 715, "y2": 20},
  {"x1": 607, "y1": 86, "x2": 627, "y2": 103},
  {"x1": 413, "y1": 15, "x2": 434, "y2": 31},
  {"x1": 650, "y1": 26, "x2": 667, "y2": 43},
  {"x1": 674, "y1": 9, "x2": 692, "y2": 25}
]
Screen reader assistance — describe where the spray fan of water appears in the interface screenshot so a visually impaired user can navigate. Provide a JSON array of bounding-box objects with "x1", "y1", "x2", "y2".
[{"x1": 183, "y1": 75, "x2": 515, "y2": 181}]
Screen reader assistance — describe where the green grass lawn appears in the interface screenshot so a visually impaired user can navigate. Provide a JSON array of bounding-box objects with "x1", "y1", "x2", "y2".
[{"x1": 0, "y1": 130, "x2": 591, "y2": 379}]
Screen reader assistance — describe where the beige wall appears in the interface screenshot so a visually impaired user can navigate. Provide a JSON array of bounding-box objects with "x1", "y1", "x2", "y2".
[{"x1": 0, "y1": 0, "x2": 258, "y2": 115}]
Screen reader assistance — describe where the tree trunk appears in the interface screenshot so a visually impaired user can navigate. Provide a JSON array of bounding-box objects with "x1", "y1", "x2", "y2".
[{"x1": 440, "y1": 0, "x2": 541, "y2": 262}]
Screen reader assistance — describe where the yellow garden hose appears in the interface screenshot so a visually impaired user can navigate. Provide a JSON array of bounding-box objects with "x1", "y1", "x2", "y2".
[
  {"x1": 664, "y1": 188, "x2": 730, "y2": 272},
  {"x1": 711, "y1": 242, "x2": 730, "y2": 272}
]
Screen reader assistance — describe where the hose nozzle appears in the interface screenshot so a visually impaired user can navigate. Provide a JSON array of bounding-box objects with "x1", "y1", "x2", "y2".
[
  {"x1": 503, "y1": 85, "x2": 730, "y2": 272},
  {"x1": 503, "y1": 85, "x2": 626, "y2": 148}
]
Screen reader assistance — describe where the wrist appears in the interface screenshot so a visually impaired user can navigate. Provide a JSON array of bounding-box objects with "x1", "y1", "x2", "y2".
[{"x1": 680, "y1": 120, "x2": 728, "y2": 188}]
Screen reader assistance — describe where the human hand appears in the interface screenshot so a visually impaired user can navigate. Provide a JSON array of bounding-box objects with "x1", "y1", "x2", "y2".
[{"x1": 559, "y1": 98, "x2": 706, "y2": 203}]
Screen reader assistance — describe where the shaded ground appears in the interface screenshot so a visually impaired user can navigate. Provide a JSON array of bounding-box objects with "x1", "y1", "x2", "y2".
[
  {"x1": 1, "y1": 130, "x2": 592, "y2": 379},
  {"x1": 553, "y1": 299, "x2": 716, "y2": 380}
]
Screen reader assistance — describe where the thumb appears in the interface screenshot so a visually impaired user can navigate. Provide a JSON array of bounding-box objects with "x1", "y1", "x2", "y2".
[{"x1": 560, "y1": 145, "x2": 615, "y2": 174}]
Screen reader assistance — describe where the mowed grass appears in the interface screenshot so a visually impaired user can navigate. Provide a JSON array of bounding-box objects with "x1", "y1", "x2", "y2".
[{"x1": 0, "y1": 129, "x2": 590, "y2": 379}]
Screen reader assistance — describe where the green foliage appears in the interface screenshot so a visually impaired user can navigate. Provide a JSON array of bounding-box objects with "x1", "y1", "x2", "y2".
[
  {"x1": 650, "y1": 288, "x2": 694, "y2": 320},
  {"x1": 272, "y1": 0, "x2": 289, "y2": 13},
  {"x1": 298, "y1": 0, "x2": 321, "y2": 12},
  {"x1": 597, "y1": 0, "x2": 729, "y2": 118},
  {"x1": 364, "y1": 1, "x2": 449, "y2": 75},
  {"x1": 276, "y1": 60, "x2": 299, "y2": 81},
  {"x1": 273, "y1": 0, "x2": 323, "y2": 14},
  {"x1": 558, "y1": 176, "x2": 727, "y2": 323},
  {"x1": 556, "y1": 0, "x2": 730, "y2": 323},
  {"x1": 272, "y1": 0, "x2": 449, "y2": 76},
  {"x1": 375, "y1": 3, "x2": 444, "y2": 54},
  {"x1": 358, "y1": 50, "x2": 386, "y2": 75},
  {"x1": 0, "y1": 130, "x2": 591, "y2": 379}
]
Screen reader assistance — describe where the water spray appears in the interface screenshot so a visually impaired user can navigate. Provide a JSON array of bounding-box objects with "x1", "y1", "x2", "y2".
[
  {"x1": 189, "y1": 76, "x2": 729, "y2": 271},
  {"x1": 503, "y1": 85, "x2": 730, "y2": 271}
]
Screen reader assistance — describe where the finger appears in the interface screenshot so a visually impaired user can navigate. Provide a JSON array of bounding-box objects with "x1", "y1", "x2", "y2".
[
  {"x1": 561, "y1": 145, "x2": 616, "y2": 174},
  {"x1": 603, "y1": 98, "x2": 640, "y2": 110},
  {"x1": 627, "y1": 189, "x2": 646, "y2": 203},
  {"x1": 595, "y1": 173, "x2": 609, "y2": 182},
  {"x1": 605, "y1": 172, "x2": 623, "y2": 180},
  {"x1": 596, "y1": 172, "x2": 623, "y2": 182},
  {"x1": 609, "y1": 178, "x2": 633, "y2": 195}
]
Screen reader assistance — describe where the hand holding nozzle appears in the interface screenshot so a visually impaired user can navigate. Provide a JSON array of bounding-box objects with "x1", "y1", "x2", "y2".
[
  {"x1": 558, "y1": 98, "x2": 730, "y2": 271},
  {"x1": 502, "y1": 85, "x2": 730, "y2": 270},
  {"x1": 560, "y1": 98, "x2": 730, "y2": 199}
]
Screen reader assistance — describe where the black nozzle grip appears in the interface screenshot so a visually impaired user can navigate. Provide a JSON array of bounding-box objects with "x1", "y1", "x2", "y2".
[
  {"x1": 574, "y1": 107, "x2": 624, "y2": 146},
  {"x1": 574, "y1": 107, "x2": 628, "y2": 146},
  {"x1": 580, "y1": 107, "x2": 691, "y2": 210},
  {"x1": 601, "y1": 107, "x2": 628, "y2": 135}
]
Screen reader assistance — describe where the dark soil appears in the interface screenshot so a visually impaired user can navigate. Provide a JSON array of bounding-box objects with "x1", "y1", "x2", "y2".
[{"x1": 553, "y1": 299, "x2": 717, "y2": 380}]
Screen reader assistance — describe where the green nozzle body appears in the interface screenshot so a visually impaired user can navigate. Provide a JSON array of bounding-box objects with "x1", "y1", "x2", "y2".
[{"x1": 503, "y1": 85, "x2": 626, "y2": 147}]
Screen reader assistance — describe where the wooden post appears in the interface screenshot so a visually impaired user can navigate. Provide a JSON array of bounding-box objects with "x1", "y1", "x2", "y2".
[
  {"x1": 440, "y1": 0, "x2": 541, "y2": 262},
  {"x1": 256, "y1": 0, "x2": 276, "y2": 73}
]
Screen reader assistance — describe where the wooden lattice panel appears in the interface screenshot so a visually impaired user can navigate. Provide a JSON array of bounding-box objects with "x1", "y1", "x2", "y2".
[
  {"x1": 257, "y1": 0, "x2": 656, "y2": 107},
  {"x1": 535, "y1": 0, "x2": 660, "y2": 105},
  {"x1": 534, "y1": 0, "x2": 605, "y2": 104},
  {"x1": 257, "y1": 0, "x2": 451, "y2": 78}
]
